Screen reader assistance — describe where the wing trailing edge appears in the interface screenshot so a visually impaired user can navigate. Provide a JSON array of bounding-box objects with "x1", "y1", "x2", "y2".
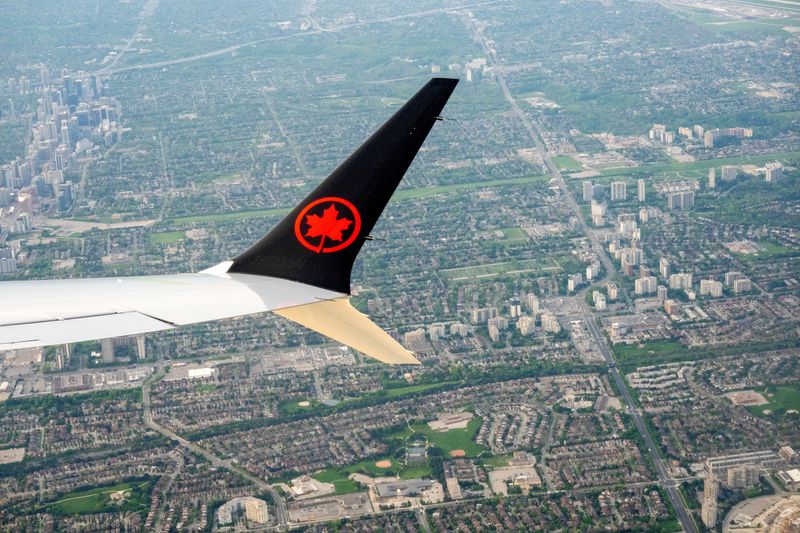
[{"x1": 275, "y1": 298, "x2": 420, "y2": 365}]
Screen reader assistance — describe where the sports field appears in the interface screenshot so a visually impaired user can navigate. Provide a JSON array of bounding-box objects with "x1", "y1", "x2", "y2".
[
  {"x1": 50, "y1": 480, "x2": 150, "y2": 515},
  {"x1": 440, "y1": 258, "x2": 561, "y2": 281}
]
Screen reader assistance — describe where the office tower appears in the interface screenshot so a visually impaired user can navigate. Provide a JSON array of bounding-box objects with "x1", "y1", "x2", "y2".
[
  {"x1": 669, "y1": 272, "x2": 693, "y2": 290},
  {"x1": 245, "y1": 497, "x2": 269, "y2": 524},
  {"x1": 721, "y1": 165, "x2": 737, "y2": 181},
  {"x1": 57, "y1": 181, "x2": 74, "y2": 211},
  {"x1": 659, "y1": 258, "x2": 671, "y2": 279},
  {"x1": 667, "y1": 191, "x2": 694, "y2": 210},
  {"x1": 136, "y1": 335, "x2": 146, "y2": 360},
  {"x1": 517, "y1": 316, "x2": 536, "y2": 335},
  {"x1": 649, "y1": 124, "x2": 667, "y2": 142},
  {"x1": 657, "y1": 285, "x2": 668, "y2": 302},
  {"x1": 726, "y1": 465, "x2": 760, "y2": 489},
  {"x1": 541, "y1": 312, "x2": 560, "y2": 333},
  {"x1": 404, "y1": 328, "x2": 427, "y2": 346},
  {"x1": 591, "y1": 199, "x2": 606, "y2": 226},
  {"x1": 725, "y1": 271, "x2": 744, "y2": 286},
  {"x1": 637, "y1": 179, "x2": 645, "y2": 202},
  {"x1": 591, "y1": 199, "x2": 606, "y2": 216},
  {"x1": 525, "y1": 293, "x2": 539, "y2": 315},
  {"x1": 582, "y1": 180, "x2": 593, "y2": 202},
  {"x1": 568, "y1": 273, "x2": 583, "y2": 292},
  {"x1": 780, "y1": 446, "x2": 797, "y2": 462},
  {"x1": 0, "y1": 248, "x2": 16, "y2": 274},
  {"x1": 488, "y1": 316, "x2": 509, "y2": 331},
  {"x1": 607, "y1": 282, "x2": 618, "y2": 301},
  {"x1": 765, "y1": 162, "x2": 783, "y2": 182},
  {"x1": 487, "y1": 322, "x2": 500, "y2": 342},
  {"x1": 666, "y1": 193, "x2": 680, "y2": 210},
  {"x1": 471, "y1": 307, "x2": 499, "y2": 324},
  {"x1": 664, "y1": 299, "x2": 680, "y2": 315},
  {"x1": 733, "y1": 278, "x2": 752, "y2": 294},
  {"x1": 428, "y1": 323, "x2": 446, "y2": 341},
  {"x1": 701, "y1": 475, "x2": 718, "y2": 529},
  {"x1": 618, "y1": 218, "x2": 637, "y2": 236},
  {"x1": 700, "y1": 280, "x2": 723, "y2": 297},
  {"x1": 101, "y1": 338, "x2": 114, "y2": 363},
  {"x1": 610, "y1": 181, "x2": 626, "y2": 201},
  {"x1": 634, "y1": 276, "x2": 657, "y2": 295},
  {"x1": 593, "y1": 291, "x2": 607, "y2": 310},
  {"x1": 586, "y1": 263, "x2": 599, "y2": 280},
  {"x1": 620, "y1": 248, "x2": 643, "y2": 267}
]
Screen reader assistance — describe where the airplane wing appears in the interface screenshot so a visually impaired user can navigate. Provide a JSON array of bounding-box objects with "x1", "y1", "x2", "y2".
[{"x1": 0, "y1": 78, "x2": 458, "y2": 365}]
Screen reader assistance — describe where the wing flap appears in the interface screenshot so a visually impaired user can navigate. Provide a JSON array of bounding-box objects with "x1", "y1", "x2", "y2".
[
  {"x1": 274, "y1": 298, "x2": 420, "y2": 365},
  {"x1": 0, "y1": 312, "x2": 173, "y2": 351}
]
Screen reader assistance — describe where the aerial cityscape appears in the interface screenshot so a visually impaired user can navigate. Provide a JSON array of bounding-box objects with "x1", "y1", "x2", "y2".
[{"x1": 1, "y1": 0, "x2": 800, "y2": 531}]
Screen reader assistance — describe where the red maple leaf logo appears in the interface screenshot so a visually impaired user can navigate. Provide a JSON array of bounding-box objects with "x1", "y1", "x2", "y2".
[{"x1": 305, "y1": 204, "x2": 353, "y2": 253}]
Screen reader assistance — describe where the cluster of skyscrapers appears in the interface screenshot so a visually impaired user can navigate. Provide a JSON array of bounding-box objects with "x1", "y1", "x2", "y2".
[{"x1": 1, "y1": 68, "x2": 122, "y2": 213}]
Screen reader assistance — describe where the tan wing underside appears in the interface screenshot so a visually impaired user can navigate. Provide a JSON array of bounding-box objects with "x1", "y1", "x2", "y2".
[{"x1": 275, "y1": 298, "x2": 420, "y2": 365}]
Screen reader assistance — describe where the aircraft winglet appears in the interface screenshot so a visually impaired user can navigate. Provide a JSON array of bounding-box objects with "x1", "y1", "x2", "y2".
[{"x1": 228, "y1": 78, "x2": 459, "y2": 294}]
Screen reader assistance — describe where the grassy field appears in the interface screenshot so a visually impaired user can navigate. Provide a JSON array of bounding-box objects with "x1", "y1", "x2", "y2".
[
  {"x1": 169, "y1": 206, "x2": 290, "y2": 225},
  {"x1": 553, "y1": 155, "x2": 582, "y2": 171},
  {"x1": 310, "y1": 457, "x2": 433, "y2": 493},
  {"x1": 613, "y1": 340, "x2": 690, "y2": 368},
  {"x1": 311, "y1": 468, "x2": 359, "y2": 495},
  {"x1": 342, "y1": 458, "x2": 433, "y2": 480},
  {"x1": 704, "y1": 20, "x2": 794, "y2": 35},
  {"x1": 393, "y1": 175, "x2": 549, "y2": 201},
  {"x1": 748, "y1": 385, "x2": 800, "y2": 417},
  {"x1": 147, "y1": 231, "x2": 184, "y2": 244},
  {"x1": 491, "y1": 227, "x2": 530, "y2": 246},
  {"x1": 482, "y1": 454, "x2": 511, "y2": 467},
  {"x1": 394, "y1": 416, "x2": 485, "y2": 457},
  {"x1": 383, "y1": 382, "x2": 452, "y2": 398},
  {"x1": 280, "y1": 399, "x2": 320, "y2": 415},
  {"x1": 51, "y1": 480, "x2": 151, "y2": 515},
  {"x1": 737, "y1": 241, "x2": 797, "y2": 261},
  {"x1": 166, "y1": 176, "x2": 549, "y2": 225},
  {"x1": 733, "y1": 0, "x2": 800, "y2": 11},
  {"x1": 598, "y1": 151, "x2": 800, "y2": 179},
  {"x1": 440, "y1": 258, "x2": 560, "y2": 281}
]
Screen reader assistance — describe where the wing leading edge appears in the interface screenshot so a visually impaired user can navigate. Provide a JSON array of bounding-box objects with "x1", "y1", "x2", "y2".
[{"x1": 0, "y1": 78, "x2": 458, "y2": 364}]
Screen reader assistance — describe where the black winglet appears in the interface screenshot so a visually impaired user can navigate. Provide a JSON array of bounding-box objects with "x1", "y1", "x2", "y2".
[{"x1": 228, "y1": 78, "x2": 458, "y2": 293}]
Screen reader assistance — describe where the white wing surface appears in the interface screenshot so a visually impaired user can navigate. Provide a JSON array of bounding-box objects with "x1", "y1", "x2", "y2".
[{"x1": 0, "y1": 263, "x2": 342, "y2": 351}]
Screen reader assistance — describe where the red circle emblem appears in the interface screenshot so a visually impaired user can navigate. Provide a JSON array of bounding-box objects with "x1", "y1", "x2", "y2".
[{"x1": 294, "y1": 196, "x2": 362, "y2": 254}]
